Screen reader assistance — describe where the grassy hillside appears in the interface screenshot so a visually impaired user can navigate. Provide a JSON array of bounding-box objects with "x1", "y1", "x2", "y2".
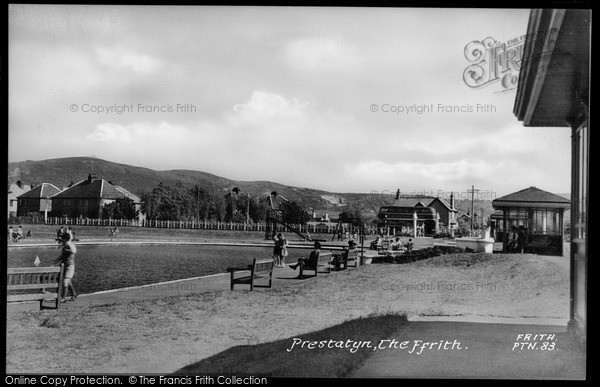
[
  {"x1": 8, "y1": 157, "x2": 344, "y2": 213},
  {"x1": 8, "y1": 157, "x2": 495, "y2": 218}
]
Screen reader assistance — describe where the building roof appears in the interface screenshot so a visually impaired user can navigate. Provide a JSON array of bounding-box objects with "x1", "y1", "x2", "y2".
[
  {"x1": 392, "y1": 195, "x2": 455, "y2": 211},
  {"x1": 492, "y1": 187, "x2": 570, "y2": 209},
  {"x1": 513, "y1": 9, "x2": 590, "y2": 127},
  {"x1": 258, "y1": 193, "x2": 289, "y2": 209},
  {"x1": 51, "y1": 178, "x2": 140, "y2": 202},
  {"x1": 393, "y1": 196, "x2": 433, "y2": 207},
  {"x1": 428, "y1": 197, "x2": 457, "y2": 212},
  {"x1": 8, "y1": 183, "x2": 29, "y2": 201},
  {"x1": 17, "y1": 183, "x2": 61, "y2": 199}
]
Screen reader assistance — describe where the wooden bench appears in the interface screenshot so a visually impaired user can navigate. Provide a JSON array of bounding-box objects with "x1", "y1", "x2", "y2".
[
  {"x1": 297, "y1": 251, "x2": 332, "y2": 279},
  {"x1": 332, "y1": 249, "x2": 360, "y2": 270},
  {"x1": 377, "y1": 240, "x2": 390, "y2": 254},
  {"x1": 226, "y1": 258, "x2": 274, "y2": 290},
  {"x1": 7, "y1": 265, "x2": 64, "y2": 310}
]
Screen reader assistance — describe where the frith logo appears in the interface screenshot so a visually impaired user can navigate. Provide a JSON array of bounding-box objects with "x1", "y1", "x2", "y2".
[{"x1": 463, "y1": 29, "x2": 558, "y2": 93}]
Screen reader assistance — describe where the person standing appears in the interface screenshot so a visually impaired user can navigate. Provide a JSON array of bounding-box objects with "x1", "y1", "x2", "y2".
[
  {"x1": 53, "y1": 232, "x2": 78, "y2": 303},
  {"x1": 272, "y1": 233, "x2": 288, "y2": 268},
  {"x1": 56, "y1": 226, "x2": 64, "y2": 243}
]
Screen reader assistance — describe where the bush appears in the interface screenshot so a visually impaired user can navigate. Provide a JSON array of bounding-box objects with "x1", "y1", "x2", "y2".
[{"x1": 372, "y1": 245, "x2": 464, "y2": 264}]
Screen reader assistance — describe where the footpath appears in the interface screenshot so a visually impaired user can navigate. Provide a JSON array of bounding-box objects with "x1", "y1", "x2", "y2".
[{"x1": 6, "y1": 249, "x2": 586, "y2": 379}]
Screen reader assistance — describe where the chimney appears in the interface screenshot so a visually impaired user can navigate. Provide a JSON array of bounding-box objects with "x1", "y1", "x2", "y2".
[
  {"x1": 450, "y1": 192, "x2": 455, "y2": 210},
  {"x1": 88, "y1": 174, "x2": 97, "y2": 183}
]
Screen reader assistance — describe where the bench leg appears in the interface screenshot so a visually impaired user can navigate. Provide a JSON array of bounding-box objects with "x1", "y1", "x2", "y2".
[{"x1": 230, "y1": 271, "x2": 235, "y2": 290}]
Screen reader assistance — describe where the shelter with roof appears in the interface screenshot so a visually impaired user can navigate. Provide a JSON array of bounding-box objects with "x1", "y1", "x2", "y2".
[
  {"x1": 492, "y1": 187, "x2": 570, "y2": 256},
  {"x1": 512, "y1": 8, "x2": 589, "y2": 340},
  {"x1": 16, "y1": 183, "x2": 62, "y2": 217},
  {"x1": 49, "y1": 174, "x2": 141, "y2": 218}
]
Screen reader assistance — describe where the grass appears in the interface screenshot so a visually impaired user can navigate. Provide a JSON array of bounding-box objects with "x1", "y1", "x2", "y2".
[
  {"x1": 174, "y1": 313, "x2": 407, "y2": 377},
  {"x1": 6, "y1": 250, "x2": 569, "y2": 374}
]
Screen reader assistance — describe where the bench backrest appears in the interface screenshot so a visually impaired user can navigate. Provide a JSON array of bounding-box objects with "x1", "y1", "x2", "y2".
[
  {"x1": 303, "y1": 251, "x2": 332, "y2": 268},
  {"x1": 7, "y1": 266, "x2": 62, "y2": 291},
  {"x1": 253, "y1": 258, "x2": 275, "y2": 275}
]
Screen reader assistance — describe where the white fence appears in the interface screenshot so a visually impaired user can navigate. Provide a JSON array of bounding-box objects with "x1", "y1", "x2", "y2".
[{"x1": 39, "y1": 216, "x2": 373, "y2": 235}]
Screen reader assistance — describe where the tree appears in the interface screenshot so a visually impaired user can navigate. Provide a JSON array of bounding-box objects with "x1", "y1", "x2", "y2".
[
  {"x1": 338, "y1": 204, "x2": 364, "y2": 226},
  {"x1": 101, "y1": 198, "x2": 138, "y2": 219},
  {"x1": 279, "y1": 200, "x2": 310, "y2": 225}
]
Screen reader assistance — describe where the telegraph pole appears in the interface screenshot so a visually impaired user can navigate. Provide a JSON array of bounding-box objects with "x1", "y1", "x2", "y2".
[{"x1": 467, "y1": 185, "x2": 480, "y2": 236}]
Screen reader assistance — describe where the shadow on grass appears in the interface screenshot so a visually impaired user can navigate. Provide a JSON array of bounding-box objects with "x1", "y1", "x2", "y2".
[{"x1": 173, "y1": 313, "x2": 407, "y2": 377}]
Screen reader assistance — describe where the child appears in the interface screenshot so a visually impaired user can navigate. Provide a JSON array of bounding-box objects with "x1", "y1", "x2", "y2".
[{"x1": 53, "y1": 233, "x2": 78, "y2": 302}]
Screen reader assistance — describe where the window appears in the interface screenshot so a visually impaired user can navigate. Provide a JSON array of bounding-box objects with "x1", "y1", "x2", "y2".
[{"x1": 530, "y1": 209, "x2": 562, "y2": 235}]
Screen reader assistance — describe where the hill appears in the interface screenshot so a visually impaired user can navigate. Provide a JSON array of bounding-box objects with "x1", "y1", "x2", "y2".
[
  {"x1": 7, "y1": 157, "x2": 495, "y2": 219},
  {"x1": 8, "y1": 157, "x2": 352, "y2": 214}
]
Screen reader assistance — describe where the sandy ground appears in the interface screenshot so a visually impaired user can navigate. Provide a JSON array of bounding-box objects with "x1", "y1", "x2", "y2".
[{"x1": 6, "y1": 251, "x2": 569, "y2": 374}]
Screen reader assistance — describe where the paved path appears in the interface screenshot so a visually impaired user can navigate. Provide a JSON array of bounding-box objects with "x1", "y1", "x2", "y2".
[
  {"x1": 6, "y1": 261, "x2": 330, "y2": 312},
  {"x1": 349, "y1": 320, "x2": 585, "y2": 379}
]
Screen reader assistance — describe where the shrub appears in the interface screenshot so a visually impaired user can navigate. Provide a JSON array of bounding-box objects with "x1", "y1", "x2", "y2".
[{"x1": 372, "y1": 245, "x2": 464, "y2": 264}]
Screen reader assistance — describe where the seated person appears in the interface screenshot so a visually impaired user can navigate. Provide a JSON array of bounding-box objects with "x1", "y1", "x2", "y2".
[
  {"x1": 390, "y1": 237, "x2": 404, "y2": 251},
  {"x1": 405, "y1": 238, "x2": 414, "y2": 252},
  {"x1": 347, "y1": 240, "x2": 357, "y2": 250},
  {"x1": 331, "y1": 240, "x2": 357, "y2": 269},
  {"x1": 289, "y1": 241, "x2": 321, "y2": 270},
  {"x1": 370, "y1": 235, "x2": 383, "y2": 250}
]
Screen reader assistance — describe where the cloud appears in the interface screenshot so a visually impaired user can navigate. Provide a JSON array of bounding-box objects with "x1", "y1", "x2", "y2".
[
  {"x1": 96, "y1": 48, "x2": 162, "y2": 74},
  {"x1": 348, "y1": 158, "x2": 499, "y2": 186},
  {"x1": 233, "y1": 91, "x2": 309, "y2": 121},
  {"x1": 86, "y1": 123, "x2": 132, "y2": 142},
  {"x1": 87, "y1": 121, "x2": 187, "y2": 145},
  {"x1": 400, "y1": 124, "x2": 533, "y2": 157},
  {"x1": 285, "y1": 37, "x2": 364, "y2": 72}
]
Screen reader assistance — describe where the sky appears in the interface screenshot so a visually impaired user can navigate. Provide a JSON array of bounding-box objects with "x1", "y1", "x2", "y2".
[{"x1": 8, "y1": 5, "x2": 573, "y2": 198}]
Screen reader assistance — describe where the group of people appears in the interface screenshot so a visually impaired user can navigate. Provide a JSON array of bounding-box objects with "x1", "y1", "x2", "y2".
[
  {"x1": 370, "y1": 234, "x2": 413, "y2": 252},
  {"x1": 54, "y1": 231, "x2": 78, "y2": 303},
  {"x1": 508, "y1": 225, "x2": 527, "y2": 253},
  {"x1": 272, "y1": 232, "x2": 289, "y2": 267},
  {"x1": 335, "y1": 230, "x2": 359, "y2": 242},
  {"x1": 56, "y1": 226, "x2": 76, "y2": 243},
  {"x1": 7, "y1": 225, "x2": 32, "y2": 242},
  {"x1": 273, "y1": 232, "x2": 360, "y2": 274}
]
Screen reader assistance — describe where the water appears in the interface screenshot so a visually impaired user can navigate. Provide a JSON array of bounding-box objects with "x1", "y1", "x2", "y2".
[{"x1": 6, "y1": 244, "x2": 307, "y2": 294}]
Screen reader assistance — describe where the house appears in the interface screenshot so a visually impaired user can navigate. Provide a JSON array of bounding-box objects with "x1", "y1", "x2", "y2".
[
  {"x1": 390, "y1": 190, "x2": 458, "y2": 229},
  {"x1": 16, "y1": 183, "x2": 62, "y2": 216},
  {"x1": 457, "y1": 212, "x2": 472, "y2": 223},
  {"x1": 513, "y1": 8, "x2": 589, "y2": 339},
  {"x1": 7, "y1": 181, "x2": 31, "y2": 218},
  {"x1": 50, "y1": 174, "x2": 141, "y2": 218},
  {"x1": 257, "y1": 191, "x2": 289, "y2": 210}
]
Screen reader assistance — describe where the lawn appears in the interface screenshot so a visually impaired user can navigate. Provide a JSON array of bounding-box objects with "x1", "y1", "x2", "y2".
[{"x1": 5, "y1": 251, "x2": 569, "y2": 375}]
